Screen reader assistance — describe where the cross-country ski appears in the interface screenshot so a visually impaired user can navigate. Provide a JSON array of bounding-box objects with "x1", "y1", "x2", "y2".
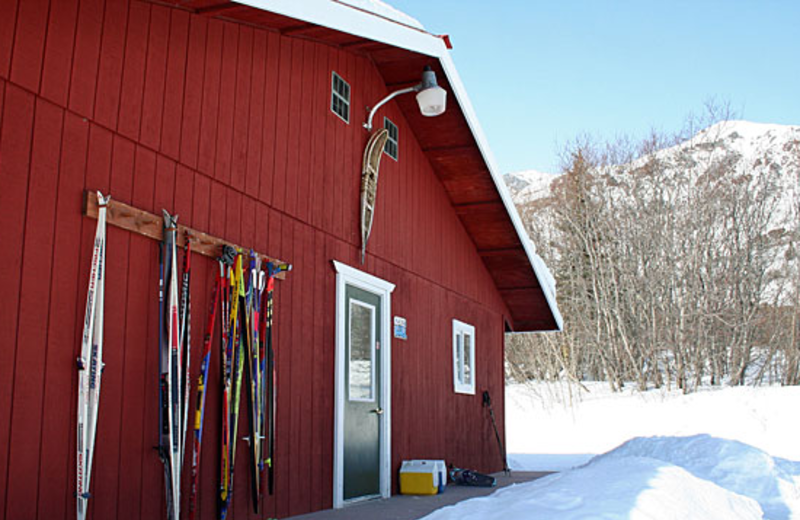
[
  {"x1": 76, "y1": 191, "x2": 110, "y2": 520},
  {"x1": 157, "y1": 211, "x2": 184, "y2": 520}
]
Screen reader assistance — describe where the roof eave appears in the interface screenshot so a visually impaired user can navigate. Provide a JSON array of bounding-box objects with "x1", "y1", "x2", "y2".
[{"x1": 436, "y1": 57, "x2": 563, "y2": 332}]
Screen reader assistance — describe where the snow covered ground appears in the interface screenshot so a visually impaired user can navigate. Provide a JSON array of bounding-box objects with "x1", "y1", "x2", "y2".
[
  {"x1": 422, "y1": 383, "x2": 800, "y2": 519},
  {"x1": 506, "y1": 382, "x2": 800, "y2": 470}
]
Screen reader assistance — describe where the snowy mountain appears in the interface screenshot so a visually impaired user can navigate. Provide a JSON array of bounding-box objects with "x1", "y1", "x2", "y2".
[
  {"x1": 642, "y1": 120, "x2": 800, "y2": 226},
  {"x1": 684, "y1": 120, "x2": 800, "y2": 161},
  {"x1": 502, "y1": 169, "x2": 559, "y2": 204},
  {"x1": 505, "y1": 120, "x2": 800, "y2": 280},
  {"x1": 505, "y1": 121, "x2": 800, "y2": 205}
]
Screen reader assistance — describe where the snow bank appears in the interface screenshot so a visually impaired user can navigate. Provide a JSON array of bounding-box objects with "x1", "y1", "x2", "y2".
[
  {"x1": 423, "y1": 434, "x2": 800, "y2": 519},
  {"x1": 421, "y1": 445, "x2": 763, "y2": 520},
  {"x1": 506, "y1": 383, "x2": 800, "y2": 471},
  {"x1": 494, "y1": 384, "x2": 800, "y2": 519},
  {"x1": 598, "y1": 435, "x2": 800, "y2": 520}
]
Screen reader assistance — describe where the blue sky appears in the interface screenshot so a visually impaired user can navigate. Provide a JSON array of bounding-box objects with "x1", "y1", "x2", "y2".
[{"x1": 388, "y1": 1, "x2": 800, "y2": 174}]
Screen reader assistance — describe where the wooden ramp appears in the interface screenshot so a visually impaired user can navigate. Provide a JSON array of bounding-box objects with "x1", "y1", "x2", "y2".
[{"x1": 287, "y1": 471, "x2": 553, "y2": 520}]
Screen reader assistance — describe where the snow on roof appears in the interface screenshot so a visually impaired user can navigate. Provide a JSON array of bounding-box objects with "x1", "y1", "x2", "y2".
[
  {"x1": 335, "y1": 0, "x2": 425, "y2": 30},
  {"x1": 238, "y1": 0, "x2": 444, "y2": 58}
]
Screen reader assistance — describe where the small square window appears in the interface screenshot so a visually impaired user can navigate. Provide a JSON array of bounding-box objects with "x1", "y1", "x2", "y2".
[
  {"x1": 331, "y1": 71, "x2": 350, "y2": 123},
  {"x1": 453, "y1": 320, "x2": 475, "y2": 394},
  {"x1": 383, "y1": 117, "x2": 398, "y2": 160}
]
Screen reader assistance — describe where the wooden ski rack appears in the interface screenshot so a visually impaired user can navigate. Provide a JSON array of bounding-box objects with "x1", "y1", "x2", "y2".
[{"x1": 83, "y1": 190, "x2": 291, "y2": 279}]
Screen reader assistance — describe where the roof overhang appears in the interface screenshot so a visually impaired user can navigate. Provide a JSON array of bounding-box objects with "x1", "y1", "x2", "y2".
[{"x1": 164, "y1": 0, "x2": 563, "y2": 332}]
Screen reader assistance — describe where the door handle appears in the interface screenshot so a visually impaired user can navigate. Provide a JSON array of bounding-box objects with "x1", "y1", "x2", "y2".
[{"x1": 370, "y1": 407, "x2": 384, "y2": 415}]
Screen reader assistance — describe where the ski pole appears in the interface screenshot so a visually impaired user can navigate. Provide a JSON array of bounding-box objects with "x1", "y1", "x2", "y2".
[{"x1": 482, "y1": 390, "x2": 510, "y2": 475}]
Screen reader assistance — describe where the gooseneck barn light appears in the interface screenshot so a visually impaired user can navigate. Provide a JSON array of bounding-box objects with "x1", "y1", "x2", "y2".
[{"x1": 364, "y1": 65, "x2": 447, "y2": 131}]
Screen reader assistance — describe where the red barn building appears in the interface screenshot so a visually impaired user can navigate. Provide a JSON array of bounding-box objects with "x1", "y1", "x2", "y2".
[{"x1": 0, "y1": 0, "x2": 561, "y2": 519}]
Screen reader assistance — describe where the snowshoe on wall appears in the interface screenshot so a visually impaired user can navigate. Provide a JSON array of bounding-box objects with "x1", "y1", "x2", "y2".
[
  {"x1": 360, "y1": 128, "x2": 390, "y2": 263},
  {"x1": 449, "y1": 468, "x2": 496, "y2": 487}
]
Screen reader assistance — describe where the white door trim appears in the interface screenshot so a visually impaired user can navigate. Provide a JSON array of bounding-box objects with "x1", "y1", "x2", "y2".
[{"x1": 332, "y1": 260, "x2": 395, "y2": 509}]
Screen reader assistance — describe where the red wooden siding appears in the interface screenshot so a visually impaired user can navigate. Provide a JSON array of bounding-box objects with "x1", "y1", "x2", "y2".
[{"x1": 0, "y1": 2, "x2": 512, "y2": 518}]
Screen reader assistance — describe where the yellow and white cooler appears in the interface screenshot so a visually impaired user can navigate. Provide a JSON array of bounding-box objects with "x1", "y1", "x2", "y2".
[{"x1": 399, "y1": 460, "x2": 447, "y2": 495}]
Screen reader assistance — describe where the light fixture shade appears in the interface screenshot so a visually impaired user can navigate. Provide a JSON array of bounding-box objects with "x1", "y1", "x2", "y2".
[{"x1": 416, "y1": 85, "x2": 447, "y2": 117}]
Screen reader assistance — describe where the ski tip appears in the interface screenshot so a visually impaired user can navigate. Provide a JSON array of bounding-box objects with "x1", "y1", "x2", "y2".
[
  {"x1": 162, "y1": 210, "x2": 179, "y2": 227},
  {"x1": 96, "y1": 191, "x2": 111, "y2": 207}
]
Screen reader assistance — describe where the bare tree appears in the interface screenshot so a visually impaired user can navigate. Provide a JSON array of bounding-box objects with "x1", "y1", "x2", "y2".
[{"x1": 508, "y1": 111, "x2": 799, "y2": 392}]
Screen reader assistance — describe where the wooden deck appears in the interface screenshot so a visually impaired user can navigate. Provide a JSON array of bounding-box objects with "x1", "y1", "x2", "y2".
[{"x1": 286, "y1": 471, "x2": 553, "y2": 520}]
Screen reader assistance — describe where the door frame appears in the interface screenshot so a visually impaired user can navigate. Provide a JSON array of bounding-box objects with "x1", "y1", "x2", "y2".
[{"x1": 332, "y1": 260, "x2": 395, "y2": 508}]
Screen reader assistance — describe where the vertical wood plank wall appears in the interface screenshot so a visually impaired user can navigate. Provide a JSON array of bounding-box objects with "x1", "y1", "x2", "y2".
[{"x1": 0, "y1": 1, "x2": 513, "y2": 518}]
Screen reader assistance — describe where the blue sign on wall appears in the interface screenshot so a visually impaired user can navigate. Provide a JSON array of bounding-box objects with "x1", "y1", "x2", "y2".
[{"x1": 393, "y1": 316, "x2": 407, "y2": 340}]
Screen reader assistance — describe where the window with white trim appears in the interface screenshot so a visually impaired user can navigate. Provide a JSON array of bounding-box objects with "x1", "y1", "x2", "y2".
[
  {"x1": 383, "y1": 117, "x2": 398, "y2": 160},
  {"x1": 452, "y1": 320, "x2": 475, "y2": 394},
  {"x1": 331, "y1": 71, "x2": 350, "y2": 123}
]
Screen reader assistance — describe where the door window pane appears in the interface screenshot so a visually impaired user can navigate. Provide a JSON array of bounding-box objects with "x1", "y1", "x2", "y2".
[{"x1": 349, "y1": 300, "x2": 375, "y2": 401}]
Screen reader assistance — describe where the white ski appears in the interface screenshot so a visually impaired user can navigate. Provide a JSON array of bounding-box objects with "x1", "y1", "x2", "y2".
[
  {"x1": 77, "y1": 191, "x2": 110, "y2": 520},
  {"x1": 179, "y1": 238, "x2": 192, "y2": 486},
  {"x1": 164, "y1": 211, "x2": 182, "y2": 520}
]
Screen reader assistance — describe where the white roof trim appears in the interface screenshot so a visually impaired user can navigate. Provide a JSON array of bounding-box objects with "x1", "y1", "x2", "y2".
[
  {"x1": 234, "y1": 0, "x2": 563, "y2": 331},
  {"x1": 235, "y1": 0, "x2": 447, "y2": 57}
]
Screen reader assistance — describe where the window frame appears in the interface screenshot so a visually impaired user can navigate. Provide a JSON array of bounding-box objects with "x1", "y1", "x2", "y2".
[
  {"x1": 452, "y1": 319, "x2": 476, "y2": 395},
  {"x1": 383, "y1": 117, "x2": 398, "y2": 160},
  {"x1": 331, "y1": 71, "x2": 351, "y2": 124}
]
